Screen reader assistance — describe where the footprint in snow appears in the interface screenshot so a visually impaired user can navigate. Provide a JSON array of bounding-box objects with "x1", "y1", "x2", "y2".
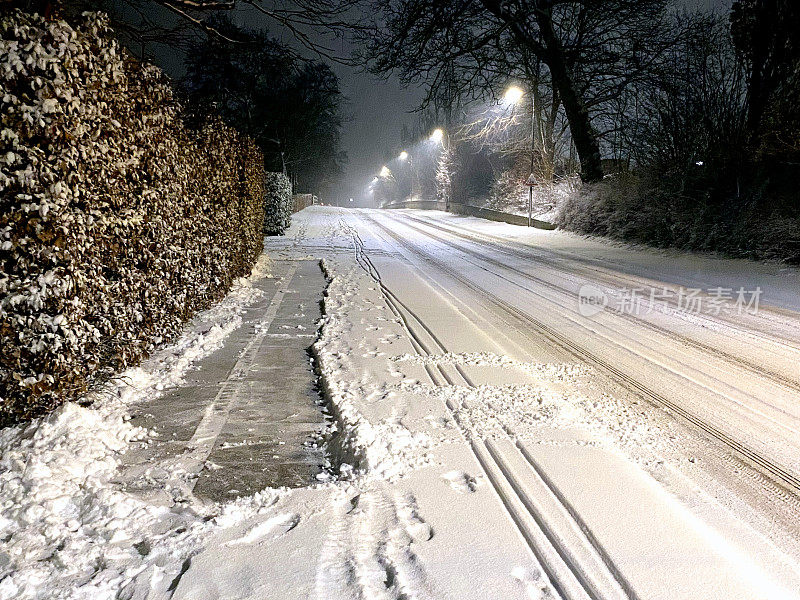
[
  {"x1": 225, "y1": 513, "x2": 300, "y2": 546},
  {"x1": 396, "y1": 493, "x2": 434, "y2": 542},
  {"x1": 441, "y1": 470, "x2": 478, "y2": 493},
  {"x1": 424, "y1": 415, "x2": 453, "y2": 430},
  {"x1": 511, "y1": 566, "x2": 554, "y2": 599}
]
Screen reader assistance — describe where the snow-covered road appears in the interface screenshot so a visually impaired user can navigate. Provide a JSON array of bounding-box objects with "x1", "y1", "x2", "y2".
[
  {"x1": 4, "y1": 206, "x2": 800, "y2": 600},
  {"x1": 360, "y1": 209, "x2": 800, "y2": 487},
  {"x1": 280, "y1": 206, "x2": 800, "y2": 600}
]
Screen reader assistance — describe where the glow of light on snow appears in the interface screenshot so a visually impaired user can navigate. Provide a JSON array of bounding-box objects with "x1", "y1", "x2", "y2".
[
  {"x1": 429, "y1": 128, "x2": 444, "y2": 143},
  {"x1": 379, "y1": 165, "x2": 392, "y2": 178}
]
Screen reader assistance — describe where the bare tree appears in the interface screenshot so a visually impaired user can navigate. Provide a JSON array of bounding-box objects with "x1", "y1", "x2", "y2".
[
  {"x1": 730, "y1": 0, "x2": 800, "y2": 158},
  {"x1": 360, "y1": 0, "x2": 677, "y2": 182},
  {"x1": 34, "y1": 0, "x2": 362, "y2": 62},
  {"x1": 629, "y1": 13, "x2": 748, "y2": 173}
]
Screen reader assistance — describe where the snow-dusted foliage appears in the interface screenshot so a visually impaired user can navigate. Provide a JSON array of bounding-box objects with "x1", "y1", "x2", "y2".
[
  {"x1": 0, "y1": 11, "x2": 265, "y2": 425},
  {"x1": 263, "y1": 171, "x2": 292, "y2": 235},
  {"x1": 435, "y1": 147, "x2": 455, "y2": 205},
  {"x1": 488, "y1": 173, "x2": 579, "y2": 221},
  {"x1": 489, "y1": 167, "x2": 529, "y2": 210}
]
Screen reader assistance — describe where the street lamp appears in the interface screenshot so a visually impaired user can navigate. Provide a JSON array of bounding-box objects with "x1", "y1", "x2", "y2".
[
  {"x1": 503, "y1": 85, "x2": 524, "y2": 104},
  {"x1": 397, "y1": 151, "x2": 417, "y2": 200},
  {"x1": 429, "y1": 128, "x2": 444, "y2": 143},
  {"x1": 503, "y1": 84, "x2": 535, "y2": 227},
  {"x1": 504, "y1": 84, "x2": 537, "y2": 226}
]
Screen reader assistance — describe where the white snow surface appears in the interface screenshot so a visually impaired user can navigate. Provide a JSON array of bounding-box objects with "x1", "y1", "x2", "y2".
[
  {"x1": 0, "y1": 255, "x2": 276, "y2": 600},
  {"x1": 3, "y1": 208, "x2": 800, "y2": 600}
]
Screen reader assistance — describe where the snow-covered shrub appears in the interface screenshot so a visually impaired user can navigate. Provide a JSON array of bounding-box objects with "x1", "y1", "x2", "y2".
[
  {"x1": 435, "y1": 147, "x2": 455, "y2": 204},
  {"x1": 0, "y1": 11, "x2": 265, "y2": 425},
  {"x1": 484, "y1": 167, "x2": 577, "y2": 222},
  {"x1": 557, "y1": 173, "x2": 800, "y2": 262},
  {"x1": 263, "y1": 171, "x2": 292, "y2": 235},
  {"x1": 488, "y1": 167, "x2": 529, "y2": 211}
]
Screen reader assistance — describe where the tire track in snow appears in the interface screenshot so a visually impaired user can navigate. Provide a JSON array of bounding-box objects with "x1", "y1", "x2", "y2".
[
  {"x1": 404, "y1": 211, "x2": 800, "y2": 346},
  {"x1": 396, "y1": 212, "x2": 800, "y2": 392},
  {"x1": 387, "y1": 213, "x2": 800, "y2": 458},
  {"x1": 348, "y1": 217, "x2": 635, "y2": 600},
  {"x1": 368, "y1": 211, "x2": 800, "y2": 499}
]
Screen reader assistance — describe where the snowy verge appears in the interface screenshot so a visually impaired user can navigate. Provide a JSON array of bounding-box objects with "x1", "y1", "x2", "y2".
[{"x1": 0, "y1": 254, "x2": 275, "y2": 600}]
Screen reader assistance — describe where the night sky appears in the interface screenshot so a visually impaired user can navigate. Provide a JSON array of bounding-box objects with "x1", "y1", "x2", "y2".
[
  {"x1": 320, "y1": 40, "x2": 425, "y2": 207},
  {"x1": 148, "y1": 0, "x2": 731, "y2": 207},
  {"x1": 321, "y1": 0, "x2": 732, "y2": 206}
]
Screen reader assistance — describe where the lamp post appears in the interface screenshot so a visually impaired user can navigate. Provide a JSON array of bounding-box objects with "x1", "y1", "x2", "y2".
[
  {"x1": 504, "y1": 84, "x2": 535, "y2": 227},
  {"x1": 398, "y1": 150, "x2": 417, "y2": 201},
  {"x1": 376, "y1": 166, "x2": 399, "y2": 207},
  {"x1": 528, "y1": 90, "x2": 535, "y2": 228}
]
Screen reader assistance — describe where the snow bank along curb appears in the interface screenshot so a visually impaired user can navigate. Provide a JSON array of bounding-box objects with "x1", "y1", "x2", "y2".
[
  {"x1": 0, "y1": 10, "x2": 265, "y2": 425},
  {"x1": 312, "y1": 258, "x2": 431, "y2": 481},
  {"x1": 312, "y1": 258, "x2": 394, "y2": 478}
]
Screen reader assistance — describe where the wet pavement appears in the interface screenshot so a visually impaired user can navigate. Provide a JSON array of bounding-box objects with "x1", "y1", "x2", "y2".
[{"x1": 120, "y1": 260, "x2": 327, "y2": 503}]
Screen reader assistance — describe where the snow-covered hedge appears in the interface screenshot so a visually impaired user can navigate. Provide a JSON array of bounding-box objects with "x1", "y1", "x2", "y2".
[
  {"x1": 0, "y1": 11, "x2": 266, "y2": 425},
  {"x1": 263, "y1": 172, "x2": 292, "y2": 235}
]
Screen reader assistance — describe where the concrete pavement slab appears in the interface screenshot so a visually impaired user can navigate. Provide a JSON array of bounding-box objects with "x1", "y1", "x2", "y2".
[{"x1": 119, "y1": 260, "x2": 328, "y2": 503}]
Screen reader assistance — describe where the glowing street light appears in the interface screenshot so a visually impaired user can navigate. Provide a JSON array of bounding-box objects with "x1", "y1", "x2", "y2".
[
  {"x1": 398, "y1": 150, "x2": 409, "y2": 160},
  {"x1": 379, "y1": 165, "x2": 392, "y2": 178},
  {"x1": 502, "y1": 84, "x2": 534, "y2": 228},
  {"x1": 429, "y1": 128, "x2": 444, "y2": 143},
  {"x1": 503, "y1": 85, "x2": 524, "y2": 104}
]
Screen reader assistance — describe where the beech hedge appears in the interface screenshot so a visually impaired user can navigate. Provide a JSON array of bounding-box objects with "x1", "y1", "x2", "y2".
[
  {"x1": 0, "y1": 11, "x2": 266, "y2": 425},
  {"x1": 263, "y1": 172, "x2": 292, "y2": 235}
]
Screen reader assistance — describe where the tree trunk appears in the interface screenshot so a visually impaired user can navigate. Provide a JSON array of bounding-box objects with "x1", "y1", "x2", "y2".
[
  {"x1": 534, "y1": 8, "x2": 603, "y2": 182},
  {"x1": 478, "y1": 0, "x2": 603, "y2": 182}
]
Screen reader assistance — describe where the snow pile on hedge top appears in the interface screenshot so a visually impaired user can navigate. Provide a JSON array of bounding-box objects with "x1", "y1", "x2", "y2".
[{"x1": 0, "y1": 10, "x2": 265, "y2": 425}]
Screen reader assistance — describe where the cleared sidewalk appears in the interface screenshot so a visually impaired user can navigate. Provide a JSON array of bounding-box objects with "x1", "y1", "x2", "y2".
[{"x1": 118, "y1": 259, "x2": 327, "y2": 503}]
